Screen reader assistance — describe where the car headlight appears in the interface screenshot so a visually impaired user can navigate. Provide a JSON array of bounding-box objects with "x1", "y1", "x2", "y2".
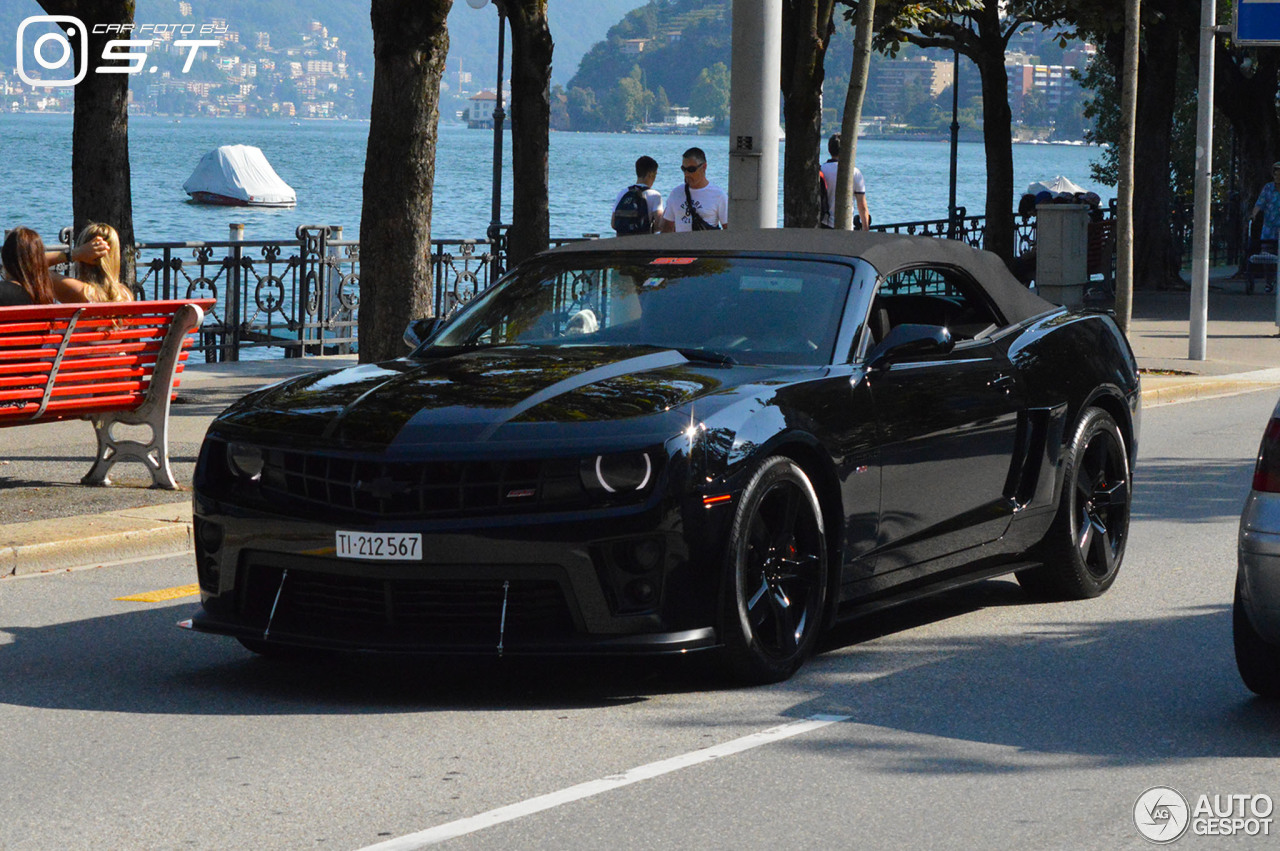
[
  {"x1": 581, "y1": 451, "x2": 653, "y2": 495},
  {"x1": 226, "y1": 442, "x2": 264, "y2": 481}
]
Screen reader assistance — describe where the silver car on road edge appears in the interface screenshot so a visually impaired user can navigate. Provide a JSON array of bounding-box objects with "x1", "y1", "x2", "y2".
[{"x1": 1237, "y1": 401, "x2": 1280, "y2": 697}]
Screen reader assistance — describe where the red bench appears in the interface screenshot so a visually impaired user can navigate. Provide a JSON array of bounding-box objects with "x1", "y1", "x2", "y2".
[{"x1": 0, "y1": 299, "x2": 214, "y2": 489}]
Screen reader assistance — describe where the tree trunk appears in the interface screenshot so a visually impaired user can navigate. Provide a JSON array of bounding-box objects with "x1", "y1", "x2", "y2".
[
  {"x1": 359, "y1": 0, "x2": 452, "y2": 363},
  {"x1": 780, "y1": 0, "x2": 835, "y2": 228},
  {"x1": 973, "y1": 16, "x2": 1014, "y2": 265},
  {"x1": 1131, "y1": 4, "x2": 1182, "y2": 290},
  {"x1": 505, "y1": 0, "x2": 553, "y2": 268},
  {"x1": 37, "y1": 0, "x2": 135, "y2": 283},
  {"x1": 836, "y1": 0, "x2": 874, "y2": 230}
]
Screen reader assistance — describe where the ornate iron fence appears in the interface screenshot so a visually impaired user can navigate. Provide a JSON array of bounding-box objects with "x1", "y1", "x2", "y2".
[
  {"x1": 47, "y1": 207, "x2": 1136, "y2": 362},
  {"x1": 119, "y1": 227, "x2": 500, "y2": 361}
]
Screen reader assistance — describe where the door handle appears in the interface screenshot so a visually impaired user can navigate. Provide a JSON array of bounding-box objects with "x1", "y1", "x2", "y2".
[{"x1": 989, "y1": 373, "x2": 1015, "y2": 393}]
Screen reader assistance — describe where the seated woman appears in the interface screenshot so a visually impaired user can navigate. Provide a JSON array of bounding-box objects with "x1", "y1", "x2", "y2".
[
  {"x1": 1, "y1": 226, "x2": 111, "y2": 306},
  {"x1": 70, "y1": 223, "x2": 132, "y2": 303},
  {"x1": 1, "y1": 227, "x2": 58, "y2": 305}
]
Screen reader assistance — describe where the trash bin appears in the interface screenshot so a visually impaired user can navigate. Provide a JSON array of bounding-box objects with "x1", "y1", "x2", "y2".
[{"x1": 1035, "y1": 203, "x2": 1089, "y2": 309}]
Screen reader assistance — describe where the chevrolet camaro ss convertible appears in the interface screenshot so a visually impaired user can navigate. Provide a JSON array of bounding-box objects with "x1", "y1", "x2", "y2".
[{"x1": 183, "y1": 231, "x2": 1140, "y2": 683}]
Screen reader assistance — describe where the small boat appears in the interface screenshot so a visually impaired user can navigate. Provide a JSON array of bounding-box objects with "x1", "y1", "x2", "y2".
[{"x1": 182, "y1": 145, "x2": 296, "y2": 207}]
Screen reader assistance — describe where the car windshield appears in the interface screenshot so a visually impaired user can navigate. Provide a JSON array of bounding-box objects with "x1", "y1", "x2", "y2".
[{"x1": 428, "y1": 254, "x2": 854, "y2": 366}]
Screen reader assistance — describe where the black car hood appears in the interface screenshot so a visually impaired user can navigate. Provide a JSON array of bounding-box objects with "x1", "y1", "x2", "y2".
[{"x1": 215, "y1": 346, "x2": 795, "y2": 450}]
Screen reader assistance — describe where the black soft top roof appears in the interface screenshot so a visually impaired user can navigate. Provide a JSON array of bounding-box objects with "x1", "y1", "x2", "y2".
[{"x1": 542, "y1": 229, "x2": 1058, "y2": 325}]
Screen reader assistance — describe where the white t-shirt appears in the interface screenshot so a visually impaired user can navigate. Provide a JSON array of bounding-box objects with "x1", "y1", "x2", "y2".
[
  {"x1": 820, "y1": 160, "x2": 866, "y2": 228},
  {"x1": 611, "y1": 183, "x2": 664, "y2": 234},
  {"x1": 662, "y1": 182, "x2": 729, "y2": 232}
]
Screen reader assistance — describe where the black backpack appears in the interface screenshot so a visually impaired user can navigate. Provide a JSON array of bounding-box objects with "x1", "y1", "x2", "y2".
[{"x1": 613, "y1": 185, "x2": 652, "y2": 235}]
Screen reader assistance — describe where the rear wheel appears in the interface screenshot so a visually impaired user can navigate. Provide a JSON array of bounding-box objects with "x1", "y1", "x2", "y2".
[
  {"x1": 1234, "y1": 577, "x2": 1280, "y2": 698},
  {"x1": 1018, "y1": 407, "x2": 1130, "y2": 600},
  {"x1": 720, "y1": 457, "x2": 828, "y2": 684}
]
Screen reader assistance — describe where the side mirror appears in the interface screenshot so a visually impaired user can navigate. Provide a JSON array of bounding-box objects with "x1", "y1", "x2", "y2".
[
  {"x1": 403, "y1": 317, "x2": 442, "y2": 350},
  {"x1": 868, "y1": 323, "x2": 954, "y2": 370}
]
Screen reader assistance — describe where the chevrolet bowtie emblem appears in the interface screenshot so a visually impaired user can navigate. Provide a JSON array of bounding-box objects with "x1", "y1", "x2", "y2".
[{"x1": 356, "y1": 475, "x2": 413, "y2": 500}]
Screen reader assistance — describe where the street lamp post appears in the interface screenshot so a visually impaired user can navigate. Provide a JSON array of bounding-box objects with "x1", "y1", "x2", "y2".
[
  {"x1": 468, "y1": 0, "x2": 507, "y2": 250},
  {"x1": 948, "y1": 20, "x2": 961, "y2": 239}
]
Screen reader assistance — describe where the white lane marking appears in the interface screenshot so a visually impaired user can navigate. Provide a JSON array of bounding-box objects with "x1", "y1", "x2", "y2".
[{"x1": 356, "y1": 713, "x2": 850, "y2": 851}]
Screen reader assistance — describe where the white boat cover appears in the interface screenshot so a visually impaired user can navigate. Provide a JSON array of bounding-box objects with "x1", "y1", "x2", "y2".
[
  {"x1": 1025, "y1": 176, "x2": 1088, "y2": 197},
  {"x1": 183, "y1": 145, "x2": 296, "y2": 206}
]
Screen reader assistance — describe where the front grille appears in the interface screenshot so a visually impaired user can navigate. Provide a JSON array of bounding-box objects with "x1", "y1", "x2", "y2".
[
  {"x1": 257, "y1": 450, "x2": 587, "y2": 518},
  {"x1": 238, "y1": 563, "x2": 577, "y2": 647}
]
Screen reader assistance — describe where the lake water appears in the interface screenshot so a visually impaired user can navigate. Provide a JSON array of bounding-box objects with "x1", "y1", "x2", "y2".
[{"x1": 1, "y1": 113, "x2": 1109, "y2": 243}]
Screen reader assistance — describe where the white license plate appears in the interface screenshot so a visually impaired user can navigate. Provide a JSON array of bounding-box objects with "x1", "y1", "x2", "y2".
[{"x1": 335, "y1": 531, "x2": 422, "y2": 561}]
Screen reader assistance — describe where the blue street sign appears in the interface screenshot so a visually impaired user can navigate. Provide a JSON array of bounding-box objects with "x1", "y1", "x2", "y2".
[{"x1": 1237, "y1": 0, "x2": 1280, "y2": 46}]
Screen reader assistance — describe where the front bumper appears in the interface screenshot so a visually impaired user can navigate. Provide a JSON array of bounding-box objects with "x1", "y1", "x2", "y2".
[{"x1": 188, "y1": 488, "x2": 730, "y2": 657}]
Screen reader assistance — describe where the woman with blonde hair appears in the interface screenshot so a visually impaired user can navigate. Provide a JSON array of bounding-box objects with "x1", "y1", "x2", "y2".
[{"x1": 72, "y1": 222, "x2": 133, "y2": 303}]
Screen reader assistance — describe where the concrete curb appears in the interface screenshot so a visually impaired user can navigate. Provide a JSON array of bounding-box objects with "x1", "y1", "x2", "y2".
[
  {"x1": 0, "y1": 503, "x2": 193, "y2": 578},
  {"x1": 1141, "y1": 378, "x2": 1280, "y2": 407}
]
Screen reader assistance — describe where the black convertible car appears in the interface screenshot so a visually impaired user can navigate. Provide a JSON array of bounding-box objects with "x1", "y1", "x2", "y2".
[{"x1": 183, "y1": 231, "x2": 1139, "y2": 683}]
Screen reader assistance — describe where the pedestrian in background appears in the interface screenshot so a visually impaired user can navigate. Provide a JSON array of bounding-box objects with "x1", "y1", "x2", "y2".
[
  {"x1": 661, "y1": 147, "x2": 728, "y2": 232},
  {"x1": 1250, "y1": 162, "x2": 1280, "y2": 293},
  {"x1": 819, "y1": 133, "x2": 870, "y2": 231},
  {"x1": 611, "y1": 155, "x2": 665, "y2": 236}
]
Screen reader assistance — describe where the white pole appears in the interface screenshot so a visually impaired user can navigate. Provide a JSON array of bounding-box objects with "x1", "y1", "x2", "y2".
[
  {"x1": 1189, "y1": 0, "x2": 1215, "y2": 360},
  {"x1": 727, "y1": 0, "x2": 781, "y2": 229}
]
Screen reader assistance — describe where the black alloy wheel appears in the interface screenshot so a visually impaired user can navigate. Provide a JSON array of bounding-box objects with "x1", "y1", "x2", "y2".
[
  {"x1": 721, "y1": 456, "x2": 828, "y2": 684},
  {"x1": 1019, "y1": 407, "x2": 1130, "y2": 600}
]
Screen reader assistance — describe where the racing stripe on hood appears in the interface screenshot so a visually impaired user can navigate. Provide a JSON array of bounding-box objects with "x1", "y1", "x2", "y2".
[{"x1": 473, "y1": 349, "x2": 688, "y2": 441}]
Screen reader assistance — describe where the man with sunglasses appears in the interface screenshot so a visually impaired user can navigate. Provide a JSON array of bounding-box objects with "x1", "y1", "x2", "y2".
[{"x1": 660, "y1": 147, "x2": 729, "y2": 233}]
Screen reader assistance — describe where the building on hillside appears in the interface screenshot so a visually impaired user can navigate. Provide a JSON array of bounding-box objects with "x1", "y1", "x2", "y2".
[
  {"x1": 621, "y1": 39, "x2": 650, "y2": 55},
  {"x1": 1006, "y1": 62, "x2": 1082, "y2": 121},
  {"x1": 467, "y1": 90, "x2": 498, "y2": 129},
  {"x1": 867, "y1": 58, "x2": 954, "y2": 117}
]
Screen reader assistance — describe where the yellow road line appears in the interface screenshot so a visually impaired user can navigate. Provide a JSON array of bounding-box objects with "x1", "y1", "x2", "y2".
[{"x1": 115, "y1": 583, "x2": 199, "y2": 603}]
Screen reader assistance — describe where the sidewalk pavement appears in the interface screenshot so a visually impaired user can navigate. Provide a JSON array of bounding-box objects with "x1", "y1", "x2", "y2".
[{"x1": 4, "y1": 270, "x2": 1280, "y2": 578}]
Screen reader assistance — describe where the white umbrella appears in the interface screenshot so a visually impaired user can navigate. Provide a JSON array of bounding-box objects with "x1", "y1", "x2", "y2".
[{"x1": 1026, "y1": 176, "x2": 1088, "y2": 196}]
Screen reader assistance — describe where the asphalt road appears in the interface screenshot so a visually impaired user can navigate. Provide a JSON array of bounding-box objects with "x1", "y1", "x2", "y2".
[{"x1": 2, "y1": 390, "x2": 1280, "y2": 851}]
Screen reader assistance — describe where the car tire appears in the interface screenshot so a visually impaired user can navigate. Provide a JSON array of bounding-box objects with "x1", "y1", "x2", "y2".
[
  {"x1": 720, "y1": 457, "x2": 828, "y2": 684},
  {"x1": 1234, "y1": 577, "x2": 1280, "y2": 698},
  {"x1": 1018, "y1": 406, "x2": 1130, "y2": 600}
]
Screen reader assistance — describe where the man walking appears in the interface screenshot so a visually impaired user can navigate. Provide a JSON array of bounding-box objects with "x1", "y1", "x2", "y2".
[
  {"x1": 611, "y1": 155, "x2": 665, "y2": 236},
  {"x1": 661, "y1": 147, "x2": 728, "y2": 232},
  {"x1": 819, "y1": 133, "x2": 871, "y2": 230}
]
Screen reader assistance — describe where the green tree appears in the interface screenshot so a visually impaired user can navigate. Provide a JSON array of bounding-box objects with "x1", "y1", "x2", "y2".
[
  {"x1": 567, "y1": 86, "x2": 602, "y2": 130},
  {"x1": 689, "y1": 62, "x2": 730, "y2": 126},
  {"x1": 359, "y1": 0, "x2": 452, "y2": 362},
  {"x1": 654, "y1": 85, "x2": 671, "y2": 122},
  {"x1": 866, "y1": 0, "x2": 1080, "y2": 264}
]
